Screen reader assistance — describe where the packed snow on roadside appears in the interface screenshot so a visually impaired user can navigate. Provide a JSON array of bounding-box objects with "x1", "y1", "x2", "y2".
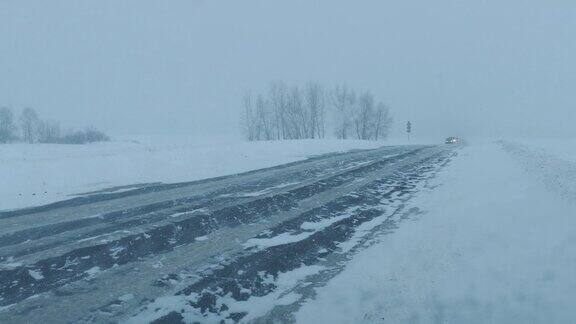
[
  {"x1": 296, "y1": 140, "x2": 576, "y2": 324},
  {"x1": 0, "y1": 136, "x2": 386, "y2": 211},
  {"x1": 501, "y1": 141, "x2": 576, "y2": 203},
  {"x1": 515, "y1": 138, "x2": 576, "y2": 163}
]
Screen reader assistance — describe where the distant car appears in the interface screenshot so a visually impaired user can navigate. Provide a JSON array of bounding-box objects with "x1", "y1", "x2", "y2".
[{"x1": 445, "y1": 137, "x2": 460, "y2": 144}]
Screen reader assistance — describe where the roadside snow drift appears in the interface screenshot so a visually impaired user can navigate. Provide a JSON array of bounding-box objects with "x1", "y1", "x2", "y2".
[{"x1": 297, "y1": 142, "x2": 576, "y2": 323}]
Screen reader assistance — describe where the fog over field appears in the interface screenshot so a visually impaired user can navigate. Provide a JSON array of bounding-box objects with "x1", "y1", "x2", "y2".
[{"x1": 1, "y1": 0, "x2": 575, "y2": 140}]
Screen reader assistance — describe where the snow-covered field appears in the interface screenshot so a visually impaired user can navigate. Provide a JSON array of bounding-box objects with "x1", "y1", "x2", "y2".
[
  {"x1": 0, "y1": 136, "x2": 387, "y2": 211},
  {"x1": 296, "y1": 140, "x2": 576, "y2": 323},
  {"x1": 517, "y1": 138, "x2": 576, "y2": 163}
]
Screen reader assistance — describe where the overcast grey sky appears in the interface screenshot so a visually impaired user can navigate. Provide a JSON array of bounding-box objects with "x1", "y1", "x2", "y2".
[{"x1": 1, "y1": 0, "x2": 575, "y2": 140}]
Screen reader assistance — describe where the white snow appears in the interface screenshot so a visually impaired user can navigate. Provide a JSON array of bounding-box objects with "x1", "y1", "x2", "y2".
[
  {"x1": 244, "y1": 210, "x2": 360, "y2": 250},
  {"x1": 118, "y1": 294, "x2": 135, "y2": 302},
  {"x1": 300, "y1": 210, "x2": 359, "y2": 231},
  {"x1": 0, "y1": 257, "x2": 23, "y2": 270},
  {"x1": 27, "y1": 269, "x2": 44, "y2": 280},
  {"x1": 232, "y1": 182, "x2": 300, "y2": 198},
  {"x1": 502, "y1": 140, "x2": 576, "y2": 202},
  {"x1": 243, "y1": 232, "x2": 313, "y2": 250},
  {"x1": 170, "y1": 209, "x2": 208, "y2": 218},
  {"x1": 77, "y1": 230, "x2": 132, "y2": 243},
  {"x1": 84, "y1": 266, "x2": 102, "y2": 278},
  {"x1": 125, "y1": 265, "x2": 325, "y2": 324},
  {"x1": 517, "y1": 138, "x2": 576, "y2": 163},
  {"x1": 296, "y1": 141, "x2": 576, "y2": 324},
  {"x1": 0, "y1": 136, "x2": 385, "y2": 211}
]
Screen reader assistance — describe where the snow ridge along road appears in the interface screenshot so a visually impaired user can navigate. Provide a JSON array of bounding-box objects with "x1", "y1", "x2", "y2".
[{"x1": 0, "y1": 145, "x2": 457, "y2": 323}]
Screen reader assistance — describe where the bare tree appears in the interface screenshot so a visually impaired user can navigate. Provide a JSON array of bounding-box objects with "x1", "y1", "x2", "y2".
[
  {"x1": 269, "y1": 82, "x2": 289, "y2": 140},
  {"x1": 285, "y1": 86, "x2": 306, "y2": 139},
  {"x1": 373, "y1": 102, "x2": 393, "y2": 140},
  {"x1": 354, "y1": 91, "x2": 375, "y2": 140},
  {"x1": 331, "y1": 85, "x2": 356, "y2": 139},
  {"x1": 255, "y1": 95, "x2": 274, "y2": 141},
  {"x1": 0, "y1": 107, "x2": 16, "y2": 142},
  {"x1": 241, "y1": 92, "x2": 256, "y2": 141},
  {"x1": 318, "y1": 95, "x2": 326, "y2": 139},
  {"x1": 20, "y1": 107, "x2": 39, "y2": 143},
  {"x1": 304, "y1": 82, "x2": 326, "y2": 139},
  {"x1": 37, "y1": 120, "x2": 62, "y2": 143},
  {"x1": 0, "y1": 107, "x2": 17, "y2": 143}
]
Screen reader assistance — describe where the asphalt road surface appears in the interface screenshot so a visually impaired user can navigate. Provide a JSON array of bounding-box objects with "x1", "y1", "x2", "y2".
[{"x1": 0, "y1": 145, "x2": 458, "y2": 323}]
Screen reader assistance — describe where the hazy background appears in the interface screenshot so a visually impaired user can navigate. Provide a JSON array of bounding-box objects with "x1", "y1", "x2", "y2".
[{"x1": 1, "y1": 0, "x2": 575, "y2": 141}]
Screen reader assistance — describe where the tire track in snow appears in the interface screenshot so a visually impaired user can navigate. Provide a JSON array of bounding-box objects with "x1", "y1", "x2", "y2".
[
  {"x1": 128, "y1": 149, "x2": 456, "y2": 324},
  {"x1": 0, "y1": 148, "x2": 424, "y2": 307}
]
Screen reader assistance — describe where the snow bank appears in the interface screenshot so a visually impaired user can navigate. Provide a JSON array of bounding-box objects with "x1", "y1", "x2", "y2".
[
  {"x1": 296, "y1": 142, "x2": 576, "y2": 323},
  {"x1": 515, "y1": 138, "x2": 576, "y2": 163},
  {"x1": 502, "y1": 141, "x2": 576, "y2": 204},
  {"x1": 0, "y1": 136, "x2": 385, "y2": 211}
]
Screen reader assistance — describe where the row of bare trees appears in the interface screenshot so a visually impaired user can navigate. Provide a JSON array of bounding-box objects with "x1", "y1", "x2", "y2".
[
  {"x1": 242, "y1": 82, "x2": 393, "y2": 141},
  {"x1": 0, "y1": 107, "x2": 110, "y2": 144},
  {"x1": 242, "y1": 82, "x2": 327, "y2": 141}
]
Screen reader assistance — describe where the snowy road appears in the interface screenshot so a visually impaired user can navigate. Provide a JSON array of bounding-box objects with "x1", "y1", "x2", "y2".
[{"x1": 0, "y1": 145, "x2": 457, "y2": 323}]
